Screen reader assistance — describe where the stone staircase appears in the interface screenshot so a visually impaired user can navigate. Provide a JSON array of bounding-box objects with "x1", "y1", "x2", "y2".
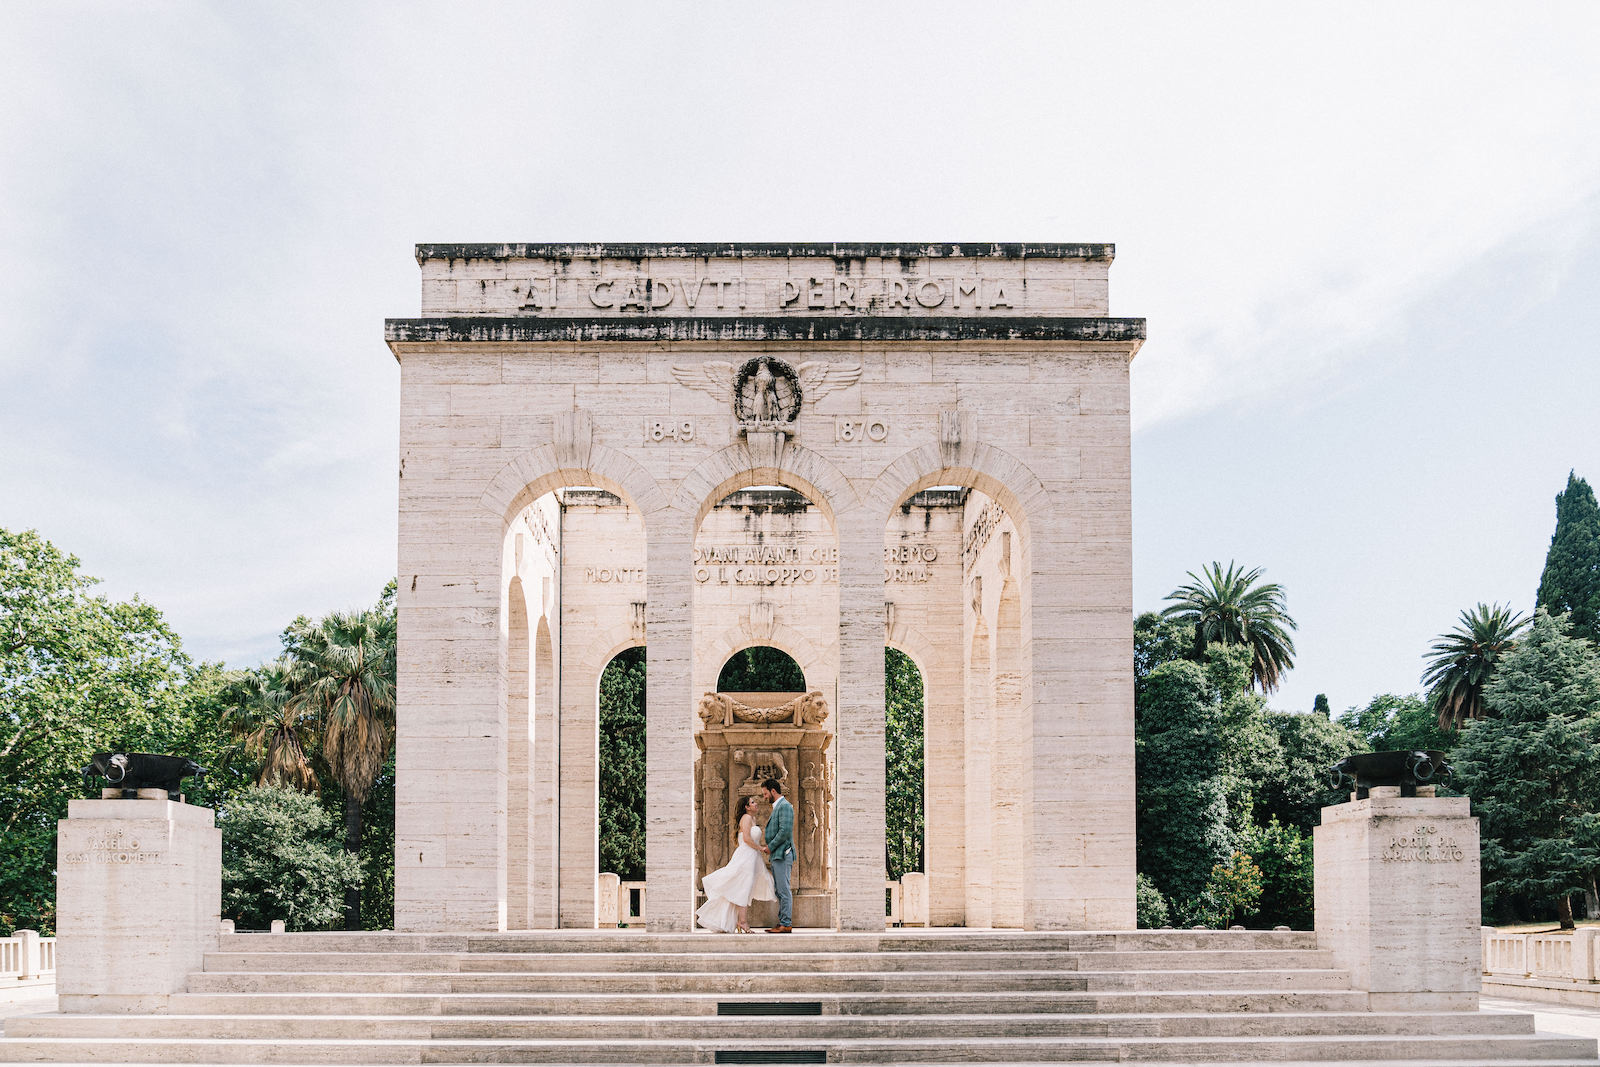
[{"x1": 2, "y1": 929, "x2": 1597, "y2": 1065}]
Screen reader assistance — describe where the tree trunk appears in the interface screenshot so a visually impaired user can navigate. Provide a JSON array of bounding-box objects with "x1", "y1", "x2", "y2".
[
  {"x1": 1556, "y1": 892, "x2": 1575, "y2": 931},
  {"x1": 1586, "y1": 874, "x2": 1599, "y2": 922},
  {"x1": 343, "y1": 791, "x2": 363, "y2": 931}
]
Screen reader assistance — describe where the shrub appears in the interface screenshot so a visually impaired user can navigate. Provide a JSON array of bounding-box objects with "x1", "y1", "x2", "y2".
[
  {"x1": 1182, "y1": 850, "x2": 1264, "y2": 929},
  {"x1": 1239, "y1": 817, "x2": 1314, "y2": 929},
  {"x1": 220, "y1": 784, "x2": 362, "y2": 931},
  {"x1": 1136, "y1": 873, "x2": 1171, "y2": 928}
]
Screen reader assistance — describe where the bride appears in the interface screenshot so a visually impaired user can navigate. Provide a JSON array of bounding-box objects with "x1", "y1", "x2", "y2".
[{"x1": 696, "y1": 794, "x2": 775, "y2": 933}]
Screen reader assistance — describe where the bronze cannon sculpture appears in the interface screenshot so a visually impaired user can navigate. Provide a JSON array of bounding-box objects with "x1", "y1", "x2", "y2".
[
  {"x1": 83, "y1": 752, "x2": 206, "y2": 800},
  {"x1": 1329, "y1": 750, "x2": 1452, "y2": 800}
]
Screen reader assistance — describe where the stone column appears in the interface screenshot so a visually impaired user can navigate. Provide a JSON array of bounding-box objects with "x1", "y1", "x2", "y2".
[
  {"x1": 836, "y1": 511, "x2": 886, "y2": 931},
  {"x1": 645, "y1": 505, "x2": 696, "y2": 931},
  {"x1": 394, "y1": 524, "x2": 507, "y2": 932},
  {"x1": 557, "y1": 661, "x2": 599, "y2": 928},
  {"x1": 1314, "y1": 789, "x2": 1481, "y2": 1010},
  {"x1": 56, "y1": 797, "x2": 221, "y2": 1013}
]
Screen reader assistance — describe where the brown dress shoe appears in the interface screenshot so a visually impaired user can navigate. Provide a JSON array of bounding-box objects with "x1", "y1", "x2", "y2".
[{"x1": 764, "y1": 925, "x2": 792, "y2": 933}]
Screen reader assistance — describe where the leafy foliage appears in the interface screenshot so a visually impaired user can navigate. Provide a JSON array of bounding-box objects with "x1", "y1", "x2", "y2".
[
  {"x1": 1135, "y1": 649, "x2": 1242, "y2": 903},
  {"x1": 1256, "y1": 710, "x2": 1358, "y2": 834},
  {"x1": 1135, "y1": 873, "x2": 1170, "y2": 929},
  {"x1": 885, "y1": 648, "x2": 924, "y2": 880},
  {"x1": 1239, "y1": 817, "x2": 1314, "y2": 929},
  {"x1": 1183, "y1": 851, "x2": 1264, "y2": 929},
  {"x1": 598, "y1": 647, "x2": 647, "y2": 880},
  {"x1": 1134, "y1": 611, "x2": 1194, "y2": 684},
  {"x1": 716, "y1": 646, "x2": 806, "y2": 692},
  {"x1": 1337, "y1": 692, "x2": 1451, "y2": 755},
  {"x1": 1451, "y1": 609, "x2": 1600, "y2": 928},
  {"x1": 0, "y1": 528, "x2": 197, "y2": 933},
  {"x1": 1537, "y1": 471, "x2": 1600, "y2": 646},
  {"x1": 1422, "y1": 603, "x2": 1528, "y2": 731},
  {"x1": 219, "y1": 785, "x2": 363, "y2": 931},
  {"x1": 1160, "y1": 562, "x2": 1298, "y2": 693}
]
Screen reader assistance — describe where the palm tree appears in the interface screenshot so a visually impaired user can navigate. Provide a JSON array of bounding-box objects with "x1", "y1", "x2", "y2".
[
  {"x1": 1421, "y1": 603, "x2": 1528, "y2": 731},
  {"x1": 293, "y1": 608, "x2": 397, "y2": 930},
  {"x1": 223, "y1": 659, "x2": 319, "y2": 792},
  {"x1": 1160, "y1": 561, "x2": 1298, "y2": 693}
]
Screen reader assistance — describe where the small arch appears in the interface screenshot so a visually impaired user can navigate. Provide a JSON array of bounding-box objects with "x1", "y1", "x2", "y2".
[
  {"x1": 480, "y1": 441, "x2": 668, "y2": 531},
  {"x1": 865, "y1": 441, "x2": 1050, "y2": 536},
  {"x1": 674, "y1": 440, "x2": 859, "y2": 530},
  {"x1": 700, "y1": 624, "x2": 833, "y2": 694}
]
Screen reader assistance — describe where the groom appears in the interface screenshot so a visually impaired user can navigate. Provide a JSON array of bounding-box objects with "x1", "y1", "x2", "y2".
[{"x1": 761, "y1": 778, "x2": 794, "y2": 933}]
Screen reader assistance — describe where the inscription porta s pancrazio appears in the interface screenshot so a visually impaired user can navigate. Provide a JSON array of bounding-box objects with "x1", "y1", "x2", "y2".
[{"x1": 1383, "y1": 823, "x2": 1466, "y2": 863}]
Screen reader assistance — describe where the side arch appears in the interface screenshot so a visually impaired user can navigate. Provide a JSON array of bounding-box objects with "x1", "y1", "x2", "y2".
[
  {"x1": 865, "y1": 440, "x2": 1051, "y2": 534},
  {"x1": 480, "y1": 440, "x2": 669, "y2": 528},
  {"x1": 672, "y1": 439, "x2": 860, "y2": 529}
]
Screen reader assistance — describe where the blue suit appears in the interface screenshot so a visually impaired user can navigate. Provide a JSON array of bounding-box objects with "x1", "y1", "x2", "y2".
[{"x1": 766, "y1": 796, "x2": 795, "y2": 926}]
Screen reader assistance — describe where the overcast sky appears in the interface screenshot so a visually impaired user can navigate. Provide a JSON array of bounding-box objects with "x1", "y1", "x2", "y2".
[{"x1": 4, "y1": 3, "x2": 1598, "y2": 716}]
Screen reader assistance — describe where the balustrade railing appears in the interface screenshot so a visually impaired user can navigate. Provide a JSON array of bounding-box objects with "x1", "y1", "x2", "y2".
[
  {"x1": 1482, "y1": 927, "x2": 1599, "y2": 983},
  {"x1": 595, "y1": 873, "x2": 930, "y2": 928},
  {"x1": 0, "y1": 930, "x2": 56, "y2": 981}
]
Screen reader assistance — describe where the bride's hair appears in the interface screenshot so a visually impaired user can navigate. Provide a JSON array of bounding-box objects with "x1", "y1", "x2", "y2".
[{"x1": 733, "y1": 793, "x2": 755, "y2": 830}]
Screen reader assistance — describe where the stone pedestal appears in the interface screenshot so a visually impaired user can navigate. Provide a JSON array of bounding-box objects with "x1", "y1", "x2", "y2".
[
  {"x1": 1313, "y1": 789, "x2": 1480, "y2": 1010},
  {"x1": 56, "y1": 798, "x2": 221, "y2": 1013}
]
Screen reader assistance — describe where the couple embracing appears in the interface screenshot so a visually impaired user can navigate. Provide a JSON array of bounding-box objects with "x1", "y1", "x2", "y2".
[{"x1": 696, "y1": 778, "x2": 795, "y2": 933}]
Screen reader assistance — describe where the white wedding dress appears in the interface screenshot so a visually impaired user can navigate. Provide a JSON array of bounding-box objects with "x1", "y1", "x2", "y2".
[{"x1": 696, "y1": 821, "x2": 776, "y2": 932}]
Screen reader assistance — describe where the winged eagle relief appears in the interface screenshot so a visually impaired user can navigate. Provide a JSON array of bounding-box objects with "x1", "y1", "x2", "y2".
[{"x1": 671, "y1": 357, "x2": 861, "y2": 424}]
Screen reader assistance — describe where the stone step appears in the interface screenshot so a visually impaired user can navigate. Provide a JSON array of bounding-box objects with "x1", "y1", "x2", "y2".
[
  {"x1": 184, "y1": 967, "x2": 1354, "y2": 994},
  {"x1": 218, "y1": 930, "x2": 1322, "y2": 955},
  {"x1": 199, "y1": 948, "x2": 1335, "y2": 974},
  {"x1": 167, "y1": 988, "x2": 1376, "y2": 1016},
  {"x1": 0, "y1": 1032, "x2": 1593, "y2": 1064},
  {"x1": 3, "y1": 1010, "x2": 1541, "y2": 1042}
]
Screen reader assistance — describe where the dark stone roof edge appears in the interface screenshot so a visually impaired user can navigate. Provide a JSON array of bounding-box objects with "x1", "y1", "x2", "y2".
[
  {"x1": 384, "y1": 316, "x2": 1147, "y2": 345},
  {"x1": 413, "y1": 242, "x2": 1115, "y2": 263}
]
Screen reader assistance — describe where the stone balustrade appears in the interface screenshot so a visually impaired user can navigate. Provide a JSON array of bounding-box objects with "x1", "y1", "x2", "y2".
[
  {"x1": 1483, "y1": 926, "x2": 1599, "y2": 982},
  {"x1": 0, "y1": 930, "x2": 56, "y2": 981}
]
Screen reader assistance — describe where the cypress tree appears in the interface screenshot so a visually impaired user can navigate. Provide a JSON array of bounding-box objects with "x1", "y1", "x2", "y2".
[{"x1": 1537, "y1": 471, "x2": 1600, "y2": 645}]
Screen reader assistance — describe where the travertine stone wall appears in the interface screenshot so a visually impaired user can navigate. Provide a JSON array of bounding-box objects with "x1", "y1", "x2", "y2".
[{"x1": 389, "y1": 243, "x2": 1143, "y2": 932}]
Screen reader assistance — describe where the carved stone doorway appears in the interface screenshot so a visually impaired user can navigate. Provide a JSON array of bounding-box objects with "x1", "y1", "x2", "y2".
[{"x1": 695, "y1": 690, "x2": 834, "y2": 928}]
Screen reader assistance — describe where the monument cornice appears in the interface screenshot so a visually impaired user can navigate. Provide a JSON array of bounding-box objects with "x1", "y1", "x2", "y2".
[
  {"x1": 385, "y1": 315, "x2": 1147, "y2": 349},
  {"x1": 413, "y1": 242, "x2": 1115, "y2": 262}
]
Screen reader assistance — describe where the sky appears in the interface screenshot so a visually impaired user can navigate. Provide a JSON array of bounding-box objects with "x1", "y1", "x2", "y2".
[{"x1": 3, "y1": 3, "x2": 1598, "y2": 717}]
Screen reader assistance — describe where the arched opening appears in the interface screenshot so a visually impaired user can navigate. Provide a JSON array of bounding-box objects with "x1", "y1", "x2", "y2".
[
  {"x1": 717, "y1": 646, "x2": 806, "y2": 692},
  {"x1": 692, "y1": 481, "x2": 840, "y2": 930},
  {"x1": 885, "y1": 648, "x2": 924, "y2": 881},
  {"x1": 597, "y1": 647, "x2": 647, "y2": 884}
]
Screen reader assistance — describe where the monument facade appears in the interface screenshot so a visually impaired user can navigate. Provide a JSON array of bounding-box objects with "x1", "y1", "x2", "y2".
[{"x1": 386, "y1": 243, "x2": 1145, "y2": 932}]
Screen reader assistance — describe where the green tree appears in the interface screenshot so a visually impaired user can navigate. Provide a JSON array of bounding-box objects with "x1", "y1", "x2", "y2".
[
  {"x1": 1135, "y1": 873, "x2": 1170, "y2": 929},
  {"x1": 223, "y1": 659, "x2": 319, "y2": 792},
  {"x1": 885, "y1": 648, "x2": 924, "y2": 880},
  {"x1": 288, "y1": 606, "x2": 396, "y2": 930},
  {"x1": 1134, "y1": 611, "x2": 1194, "y2": 684},
  {"x1": 1338, "y1": 692, "x2": 1451, "y2": 754},
  {"x1": 1184, "y1": 851, "x2": 1264, "y2": 929},
  {"x1": 1239, "y1": 817, "x2": 1315, "y2": 929},
  {"x1": 598, "y1": 647, "x2": 647, "y2": 880},
  {"x1": 0, "y1": 528, "x2": 194, "y2": 934},
  {"x1": 1451, "y1": 610, "x2": 1600, "y2": 928},
  {"x1": 1161, "y1": 562, "x2": 1298, "y2": 693},
  {"x1": 1537, "y1": 471, "x2": 1600, "y2": 646},
  {"x1": 716, "y1": 646, "x2": 806, "y2": 692},
  {"x1": 1256, "y1": 710, "x2": 1358, "y2": 834},
  {"x1": 1135, "y1": 648, "x2": 1243, "y2": 903},
  {"x1": 1312, "y1": 693, "x2": 1330, "y2": 717},
  {"x1": 1422, "y1": 603, "x2": 1528, "y2": 731},
  {"x1": 219, "y1": 785, "x2": 363, "y2": 931}
]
